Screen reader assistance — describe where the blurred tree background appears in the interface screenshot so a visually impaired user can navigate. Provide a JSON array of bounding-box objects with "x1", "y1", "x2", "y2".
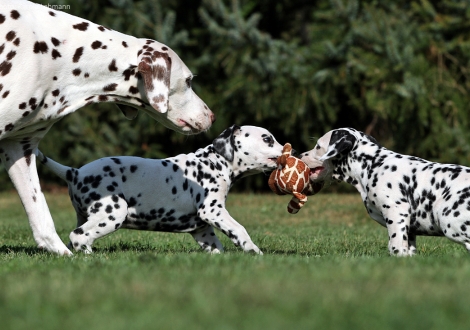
[{"x1": 1, "y1": 0, "x2": 470, "y2": 191}]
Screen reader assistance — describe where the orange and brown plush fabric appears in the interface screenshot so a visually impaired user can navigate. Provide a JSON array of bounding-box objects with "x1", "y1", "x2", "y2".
[{"x1": 268, "y1": 143, "x2": 312, "y2": 214}]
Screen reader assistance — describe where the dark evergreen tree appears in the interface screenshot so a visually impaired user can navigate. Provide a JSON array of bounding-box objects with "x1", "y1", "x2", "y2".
[{"x1": 1, "y1": 0, "x2": 470, "y2": 191}]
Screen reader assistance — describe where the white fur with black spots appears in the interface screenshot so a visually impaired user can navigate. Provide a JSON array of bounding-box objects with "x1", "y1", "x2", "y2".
[
  {"x1": 302, "y1": 127, "x2": 470, "y2": 256},
  {"x1": 0, "y1": 0, "x2": 214, "y2": 255},
  {"x1": 37, "y1": 125, "x2": 282, "y2": 255}
]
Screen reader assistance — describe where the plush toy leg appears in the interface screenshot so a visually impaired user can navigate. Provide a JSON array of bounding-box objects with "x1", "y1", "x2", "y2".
[{"x1": 287, "y1": 192, "x2": 308, "y2": 214}]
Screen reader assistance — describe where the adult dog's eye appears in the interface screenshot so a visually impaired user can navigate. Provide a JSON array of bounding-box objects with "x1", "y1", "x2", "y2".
[{"x1": 185, "y1": 77, "x2": 191, "y2": 88}]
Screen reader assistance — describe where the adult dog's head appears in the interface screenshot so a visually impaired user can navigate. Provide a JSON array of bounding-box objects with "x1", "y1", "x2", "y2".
[
  {"x1": 136, "y1": 41, "x2": 215, "y2": 134},
  {"x1": 301, "y1": 128, "x2": 380, "y2": 184}
]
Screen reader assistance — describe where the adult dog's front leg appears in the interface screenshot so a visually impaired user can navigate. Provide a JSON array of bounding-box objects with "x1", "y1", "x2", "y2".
[
  {"x1": 0, "y1": 140, "x2": 72, "y2": 255},
  {"x1": 198, "y1": 207, "x2": 262, "y2": 254}
]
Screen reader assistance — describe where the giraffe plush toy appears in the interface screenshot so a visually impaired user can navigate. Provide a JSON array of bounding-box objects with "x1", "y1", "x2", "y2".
[{"x1": 268, "y1": 143, "x2": 320, "y2": 214}]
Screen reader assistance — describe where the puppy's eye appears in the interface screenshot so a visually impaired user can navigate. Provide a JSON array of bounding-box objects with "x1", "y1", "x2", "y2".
[
  {"x1": 263, "y1": 137, "x2": 273, "y2": 144},
  {"x1": 185, "y1": 77, "x2": 191, "y2": 88},
  {"x1": 316, "y1": 145, "x2": 321, "y2": 150}
]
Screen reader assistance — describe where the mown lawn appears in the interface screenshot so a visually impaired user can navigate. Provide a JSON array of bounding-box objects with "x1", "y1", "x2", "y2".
[{"x1": 0, "y1": 190, "x2": 469, "y2": 330}]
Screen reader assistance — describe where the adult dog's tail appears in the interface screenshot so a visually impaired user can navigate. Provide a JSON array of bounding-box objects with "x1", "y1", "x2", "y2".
[{"x1": 36, "y1": 150, "x2": 74, "y2": 182}]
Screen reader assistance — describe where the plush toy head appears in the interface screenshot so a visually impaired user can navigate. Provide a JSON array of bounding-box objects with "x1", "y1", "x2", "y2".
[{"x1": 268, "y1": 143, "x2": 322, "y2": 213}]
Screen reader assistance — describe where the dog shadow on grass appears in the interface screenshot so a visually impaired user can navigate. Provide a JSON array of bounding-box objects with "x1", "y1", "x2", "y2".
[
  {"x1": 97, "y1": 241, "x2": 201, "y2": 254},
  {"x1": 92, "y1": 243, "x2": 302, "y2": 256},
  {"x1": 0, "y1": 243, "x2": 301, "y2": 257},
  {"x1": 0, "y1": 245, "x2": 56, "y2": 255}
]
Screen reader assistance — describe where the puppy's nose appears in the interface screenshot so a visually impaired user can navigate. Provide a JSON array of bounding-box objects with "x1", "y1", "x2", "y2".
[
  {"x1": 291, "y1": 148, "x2": 301, "y2": 158},
  {"x1": 210, "y1": 112, "x2": 216, "y2": 123}
]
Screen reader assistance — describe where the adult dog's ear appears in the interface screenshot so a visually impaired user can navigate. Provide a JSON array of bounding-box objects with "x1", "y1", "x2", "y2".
[
  {"x1": 319, "y1": 129, "x2": 356, "y2": 161},
  {"x1": 213, "y1": 125, "x2": 241, "y2": 162},
  {"x1": 138, "y1": 51, "x2": 172, "y2": 114}
]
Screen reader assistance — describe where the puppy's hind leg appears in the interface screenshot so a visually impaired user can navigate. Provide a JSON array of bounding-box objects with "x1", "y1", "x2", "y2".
[
  {"x1": 465, "y1": 242, "x2": 470, "y2": 253},
  {"x1": 198, "y1": 207, "x2": 263, "y2": 255},
  {"x1": 408, "y1": 233, "x2": 417, "y2": 256},
  {"x1": 69, "y1": 196, "x2": 128, "y2": 253},
  {"x1": 191, "y1": 224, "x2": 224, "y2": 254}
]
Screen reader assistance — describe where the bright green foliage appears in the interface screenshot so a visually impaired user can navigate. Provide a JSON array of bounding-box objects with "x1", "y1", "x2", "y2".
[{"x1": 1, "y1": 0, "x2": 470, "y2": 191}]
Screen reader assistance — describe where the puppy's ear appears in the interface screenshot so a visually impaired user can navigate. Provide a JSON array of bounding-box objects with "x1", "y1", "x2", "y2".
[
  {"x1": 366, "y1": 134, "x2": 381, "y2": 147},
  {"x1": 212, "y1": 125, "x2": 241, "y2": 162},
  {"x1": 138, "y1": 51, "x2": 172, "y2": 114},
  {"x1": 319, "y1": 130, "x2": 356, "y2": 161}
]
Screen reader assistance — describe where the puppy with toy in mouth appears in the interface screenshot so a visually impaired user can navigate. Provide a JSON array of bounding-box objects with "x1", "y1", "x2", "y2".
[
  {"x1": 302, "y1": 127, "x2": 470, "y2": 256},
  {"x1": 37, "y1": 125, "x2": 283, "y2": 255}
]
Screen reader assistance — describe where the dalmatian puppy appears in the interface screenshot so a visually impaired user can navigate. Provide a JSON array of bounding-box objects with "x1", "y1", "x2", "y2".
[
  {"x1": 0, "y1": 0, "x2": 214, "y2": 255},
  {"x1": 302, "y1": 127, "x2": 470, "y2": 256},
  {"x1": 36, "y1": 125, "x2": 282, "y2": 254}
]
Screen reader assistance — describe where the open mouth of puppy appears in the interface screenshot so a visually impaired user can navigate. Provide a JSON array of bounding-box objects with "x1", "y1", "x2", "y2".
[
  {"x1": 268, "y1": 157, "x2": 281, "y2": 165},
  {"x1": 265, "y1": 157, "x2": 280, "y2": 169},
  {"x1": 309, "y1": 166, "x2": 325, "y2": 180}
]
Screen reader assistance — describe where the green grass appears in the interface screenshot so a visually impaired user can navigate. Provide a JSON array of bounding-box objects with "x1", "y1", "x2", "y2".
[{"x1": 0, "y1": 191, "x2": 469, "y2": 330}]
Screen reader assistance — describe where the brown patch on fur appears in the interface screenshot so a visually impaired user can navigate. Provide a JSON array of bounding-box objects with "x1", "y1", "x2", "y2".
[
  {"x1": 0, "y1": 61, "x2": 12, "y2": 76},
  {"x1": 6, "y1": 31, "x2": 16, "y2": 41},
  {"x1": 103, "y1": 83, "x2": 118, "y2": 92},
  {"x1": 91, "y1": 40, "x2": 102, "y2": 49},
  {"x1": 138, "y1": 51, "x2": 172, "y2": 94},
  {"x1": 73, "y1": 22, "x2": 89, "y2": 31},
  {"x1": 6, "y1": 50, "x2": 15, "y2": 60},
  {"x1": 10, "y1": 10, "x2": 20, "y2": 20},
  {"x1": 33, "y1": 41, "x2": 48, "y2": 54},
  {"x1": 138, "y1": 61, "x2": 154, "y2": 92},
  {"x1": 51, "y1": 49, "x2": 61, "y2": 60},
  {"x1": 108, "y1": 59, "x2": 118, "y2": 71},
  {"x1": 51, "y1": 37, "x2": 60, "y2": 46},
  {"x1": 57, "y1": 106, "x2": 69, "y2": 114},
  {"x1": 72, "y1": 47, "x2": 84, "y2": 63},
  {"x1": 24, "y1": 149, "x2": 32, "y2": 166},
  {"x1": 152, "y1": 94, "x2": 165, "y2": 103}
]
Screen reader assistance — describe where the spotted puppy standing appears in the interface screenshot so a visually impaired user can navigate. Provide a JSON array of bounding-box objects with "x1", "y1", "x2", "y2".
[
  {"x1": 302, "y1": 127, "x2": 470, "y2": 256},
  {"x1": 37, "y1": 125, "x2": 282, "y2": 254},
  {"x1": 0, "y1": 0, "x2": 214, "y2": 255}
]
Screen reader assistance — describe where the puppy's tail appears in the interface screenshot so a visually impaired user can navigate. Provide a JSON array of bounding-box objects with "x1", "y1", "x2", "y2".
[{"x1": 36, "y1": 149, "x2": 75, "y2": 182}]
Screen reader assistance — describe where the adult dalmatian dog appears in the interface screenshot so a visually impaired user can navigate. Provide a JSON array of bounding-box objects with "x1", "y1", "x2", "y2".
[
  {"x1": 36, "y1": 125, "x2": 282, "y2": 254},
  {"x1": 0, "y1": 0, "x2": 214, "y2": 255},
  {"x1": 302, "y1": 127, "x2": 470, "y2": 256}
]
